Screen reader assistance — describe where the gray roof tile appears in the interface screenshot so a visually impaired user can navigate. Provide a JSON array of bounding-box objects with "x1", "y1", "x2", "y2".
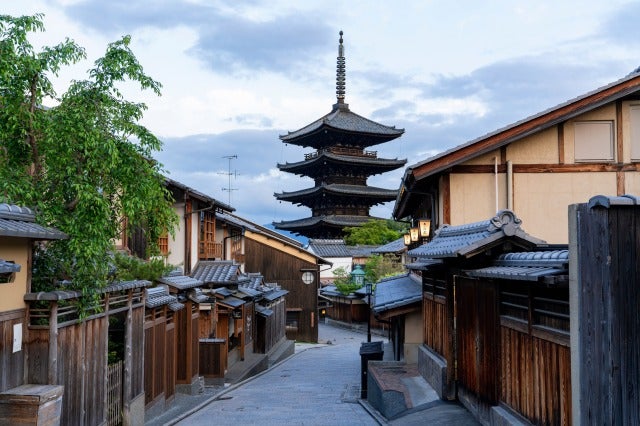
[
  {"x1": 307, "y1": 239, "x2": 351, "y2": 257},
  {"x1": 372, "y1": 238, "x2": 406, "y2": 254},
  {"x1": 372, "y1": 273, "x2": 422, "y2": 314},
  {"x1": 158, "y1": 274, "x2": 203, "y2": 290},
  {"x1": 191, "y1": 261, "x2": 241, "y2": 284},
  {"x1": 466, "y1": 249, "x2": 569, "y2": 282},
  {"x1": 0, "y1": 204, "x2": 66, "y2": 240},
  {"x1": 0, "y1": 259, "x2": 21, "y2": 274},
  {"x1": 408, "y1": 210, "x2": 544, "y2": 259}
]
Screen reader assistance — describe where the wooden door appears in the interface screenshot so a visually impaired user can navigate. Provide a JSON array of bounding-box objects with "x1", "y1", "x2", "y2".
[{"x1": 455, "y1": 276, "x2": 500, "y2": 404}]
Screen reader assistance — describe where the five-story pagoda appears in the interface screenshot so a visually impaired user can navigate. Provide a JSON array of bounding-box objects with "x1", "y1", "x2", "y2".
[{"x1": 273, "y1": 31, "x2": 406, "y2": 239}]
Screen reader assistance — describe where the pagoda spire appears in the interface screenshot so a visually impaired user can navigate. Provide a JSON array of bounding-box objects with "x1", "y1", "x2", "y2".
[{"x1": 336, "y1": 31, "x2": 346, "y2": 103}]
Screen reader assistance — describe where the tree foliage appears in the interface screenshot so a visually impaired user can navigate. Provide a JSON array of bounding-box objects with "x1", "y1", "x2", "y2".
[
  {"x1": 343, "y1": 219, "x2": 407, "y2": 246},
  {"x1": 0, "y1": 14, "x2": 178, "y2": 311},
  {"x1": 364, "y1": 254, "x2": 404, "y2": 284},
  {"x1": 332, "y1": 266, "x2": 362, "y2": 295}
]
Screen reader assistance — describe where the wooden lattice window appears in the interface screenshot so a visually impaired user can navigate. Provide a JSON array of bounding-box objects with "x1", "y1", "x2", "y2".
[
  {"x1": 199, "y1": 211, "x2": 218, "y2": 259},
  {"x1": 158, "y1": 231, "x2": 169, "y2": 256}
]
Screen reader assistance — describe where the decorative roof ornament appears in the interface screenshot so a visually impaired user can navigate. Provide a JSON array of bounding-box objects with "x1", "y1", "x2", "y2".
[{"x1": 336, "y1": 30, "x2": 346, "y2": 103}]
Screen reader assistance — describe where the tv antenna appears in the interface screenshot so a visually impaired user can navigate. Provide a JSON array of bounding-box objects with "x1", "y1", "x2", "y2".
[{"x1": 220, "y1": 155, "x2": 238, "y2": 205}]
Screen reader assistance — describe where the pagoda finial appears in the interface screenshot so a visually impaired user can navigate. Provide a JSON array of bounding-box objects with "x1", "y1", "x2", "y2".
[{"x1": 336, "y1": 30, "x2": 346, "y2": 103}]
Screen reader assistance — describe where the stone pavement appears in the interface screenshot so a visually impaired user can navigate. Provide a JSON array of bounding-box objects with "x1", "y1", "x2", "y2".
[{"x1": 146, "y1": 322, "x2": 478, "y2": 425}]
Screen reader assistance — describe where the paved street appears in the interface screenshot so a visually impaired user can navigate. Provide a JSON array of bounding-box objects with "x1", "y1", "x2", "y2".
[{"x1": 176, "y1": 322, "x2": 379, "y2": 425}]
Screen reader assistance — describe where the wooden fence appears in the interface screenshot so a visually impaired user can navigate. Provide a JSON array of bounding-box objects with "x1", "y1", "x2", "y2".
[{"x1": 24, "y1": 281, "x2": 147, "y2": 425}]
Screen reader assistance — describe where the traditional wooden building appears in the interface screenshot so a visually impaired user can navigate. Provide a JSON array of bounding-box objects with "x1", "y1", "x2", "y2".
[
  {"x1": 407, "y1": 210, "x2": 571, "y2": 424},
  {"x1": 394, "y1": 68, "x2": 640, "y2": 244},
  {"x1": 274, "y1": 31, "x2": 406, "y2": 239},
  {"x1": 216, "y1": 212, "x2": 329, "y2": 343}
]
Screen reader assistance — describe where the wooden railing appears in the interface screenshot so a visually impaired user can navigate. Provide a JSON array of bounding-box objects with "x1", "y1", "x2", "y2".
[
  {"x1": 304, "y1": 147, "x2": 377, "y2": 160},
  {"x1": 199, "y1": 241, "x2": 223, "y2": 259}
]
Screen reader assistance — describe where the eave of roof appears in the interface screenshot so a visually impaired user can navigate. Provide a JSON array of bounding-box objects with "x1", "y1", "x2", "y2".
[
  {"x1": 0, "y1": 204, "x2": 67, "y2": 240},
  {"x1": 280, "y1": 102, "x2": 404, "y2": 145},
  {"x1": 277, "y1": 152, "x2": 406, "y2": 173},
  {"x1": 409, "y1": 72, "x2": 640, "y2": 182},
  {"x1": 275, "y1": 184, "x2": 398, "y2": 202},
  {"x1": 372, "y1": 273, "x2": 422, "y2": 315},
  {"x1": 395, "y1": 71, "x2": 640, "y2": 217},
  {"x1": 408, "y1": 210, "x2": 545, "y2": 259},
  {"x1": 274, "y1": 215, "x2": 382, "y2": 230},
  {"x1": 165, "y1": 177, "x2": 234, "y2": 213}
]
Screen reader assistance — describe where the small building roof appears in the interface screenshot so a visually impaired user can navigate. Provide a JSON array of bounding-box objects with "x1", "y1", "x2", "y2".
[
  {"x1": 145, "y1": 286, "x2": 181, "y2": 309},
  {"x1": 0, "y1": 259, "x2": 21, "y2": 274},
  {"x1": 307, "y1": 239, "x2": 351, "y2": 258},
  {"x1": 408, "y1": 210, "x2": 545, "y2": 259},
  {"x1": 348, "y1": 245, "x2": 379, "y2": 258},
  {"x1": 158, "y1": 274, "x2": 203, "y2": 291},
  {"x1": 372, "y1": 273, "x2": 422, "y2": 316},
  {"x1": 372, "y1": 237, "x2": 406, "y2": 254},
  {"x1": 466, "y1": 249, "x2": 569, "y2": 284},
  {"x1": 0, "y1": 204, "x2": 67, "y2": 240},
  {"x1": 191, "y1": 260, "x2": 242, "y2": 285}
]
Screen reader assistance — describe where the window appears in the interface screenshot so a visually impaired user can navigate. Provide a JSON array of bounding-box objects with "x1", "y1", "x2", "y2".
[
  {"x1": 631, "y1": 106, "x2": 640, "y2": 161},
  {"x1": 158, "y1": 231, "x2": 169, "y2": 256},
  {"x1": 574, "y1": 121, "x2": 614, "y2": 162}
]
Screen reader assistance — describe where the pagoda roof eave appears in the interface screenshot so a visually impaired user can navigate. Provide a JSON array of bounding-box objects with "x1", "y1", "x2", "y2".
[
  {"x1": 278, "y1": 152, "x2": 407, "y2": 173},
  {"x1": 274, "y1": 184, "x2": 398, "y2": 202},
  {"x1": 273, "y1": 215, "x2": 384, "y2": 231},
  {"x1": 280, "y1": 104, "x2": 404, "y2": 147}
]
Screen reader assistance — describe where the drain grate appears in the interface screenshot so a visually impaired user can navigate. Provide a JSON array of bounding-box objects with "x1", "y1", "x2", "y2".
[{"x1": 340, "y1": 383, "x2": 361, "y2": 403}]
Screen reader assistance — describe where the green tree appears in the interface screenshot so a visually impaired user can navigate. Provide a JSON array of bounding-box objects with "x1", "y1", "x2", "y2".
[
  {"x1": 0, "y1": 14, "x2": 178, "y2": 312},
  {"x1": 332, "y1": 266, "x2": 362, "y2": 295},
  {"x1": 364, "y1": 254, "x2": 404, "y2": 284},
  {"x1": 343, "y1": 219, "x2": 407, "y2": 245}
]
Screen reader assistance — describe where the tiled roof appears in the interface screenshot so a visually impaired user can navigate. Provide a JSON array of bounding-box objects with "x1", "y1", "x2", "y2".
[
  {"x1": 158, "y1": 274, "x2": 203, "y2": 291},
  {"x1": 372, "y1": 238, "x2": 406, "y2": 254},
  {"x1": 467, "y1": 250, "x2": 569, "y2": 282},
  {"x1": 145, "y1": 286, "x2": 179, "y2": 309},
  {"x1": 0, "y1": 204, "x2": 67, "y2": 240},
  {"x1": 0, "y1": 259, "x2": 21, "y2": 274},
  {"x1": 275, "y1": 184, "x2": 398, "y2": 201},
  {"x1": 187, "y1": 288, "x2": 209, "y2": 303},
  {"x1": 372, "y1": 273, "x2": 422, "y2": 315},
  {"x1": 348, "y1": 245, "x2": 378, "y2": 258},
  {"x1": 307, "y1": 239, "x2": 351, "y2": 257},
  {"x1": 274, "y1": 215, "x2": 382, "y2": 230},
  {"x1": 262, "y1": 288, "x2": 288, "y2": 302},
  {"x1": 408, "y1": 210, "x2": 544, "y2": 259},
  {"x1": 25, "y1": 280, "x2": 150, "y2": 301},
  {"x1": 319, "y1": 285, "x2": 360, "y2": 299},
  {"x1": 218, "y1": 296, "x2": 245, "y2": 309},
  {"x1": 405, "y1": 259, "x2": 443, "y2": 271},
  {"x1": 191, "y1": 260, "x2": 241, "y2": 284},
  {"x1": 281, "y1": 103, "x2": 404, "y2": 144},
  {"x1": 278, "y1": 152, "x2": 406, "y2": 173}
]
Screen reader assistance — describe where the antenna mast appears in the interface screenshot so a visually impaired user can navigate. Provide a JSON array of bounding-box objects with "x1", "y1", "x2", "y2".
[{"x1": 220, "y1": 154, "x2": 238, "y2": 206}]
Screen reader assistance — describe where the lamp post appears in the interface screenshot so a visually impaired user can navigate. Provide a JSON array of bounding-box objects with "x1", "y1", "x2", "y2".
[{"x1": 365, "y1": 281, "x2": 372, "y2": 342}]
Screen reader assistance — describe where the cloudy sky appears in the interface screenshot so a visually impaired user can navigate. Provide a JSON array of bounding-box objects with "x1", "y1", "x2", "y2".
[{"x1": 8, "y1": 0, "x2": 640, "y2": 229}]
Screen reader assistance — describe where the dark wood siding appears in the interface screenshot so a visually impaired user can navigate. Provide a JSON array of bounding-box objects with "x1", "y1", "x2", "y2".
[
  {"x1": 576, "y1": 202, "x2": 640, "y2": 425},
  {"x1": 244, "y1": 238, "x2": 318, "y2": 343},
  {"x1": 0, "y1": 309, "x2": 26, "y2": 392}
]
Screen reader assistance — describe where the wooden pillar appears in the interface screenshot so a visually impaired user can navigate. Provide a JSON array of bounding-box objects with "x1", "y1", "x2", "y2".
[
  {"x1": 47, "y1": 302, "x2": 58, "y2": 385},
  {"x1": 124, "y1": 290, "x2": 133, "y2": 409}
]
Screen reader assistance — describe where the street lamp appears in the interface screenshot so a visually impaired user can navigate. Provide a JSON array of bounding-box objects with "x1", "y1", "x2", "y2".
[
  {"x1": 351, "y1": 264, "x2": 365, "y2": 286},
  {"x1": 365, "y1": 281, "x2": 373, "y2": 342}
]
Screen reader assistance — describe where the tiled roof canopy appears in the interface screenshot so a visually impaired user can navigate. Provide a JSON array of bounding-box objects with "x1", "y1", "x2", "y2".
[
  {"x1": 408, "y1": 210, "x2": 544, "y2": 259},
  {"x1": 0, "y1": 204, "x2": 66, "y2": 240},
  {"x1": 466, "y1": 250, "x2": 569, "y2": 283},
  {"x1": 372, "y1": 273, "x2": 422, "y2": 316},
  {"x1": 307, "y1": 239, "x2": 351, "y2": 257},
  {"x1": 191, "y1": 260, "x2": 242, "y2": 285}
]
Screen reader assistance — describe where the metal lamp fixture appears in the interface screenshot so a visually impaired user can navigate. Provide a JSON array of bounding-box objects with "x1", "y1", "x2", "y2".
[
  {"x1": 410, "y1": 227, "x2": 419, "y2": 242},
  {"x1": 403, "y1": 233, "x2": 411, "y2": 245},
  {"x1": 418, "y1": 219, "x2": 431, "y2": 238}
]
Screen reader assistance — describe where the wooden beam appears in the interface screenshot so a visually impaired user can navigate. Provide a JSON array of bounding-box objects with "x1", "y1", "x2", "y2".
[
  {"x1": 617, "y1": 171, "x2": 625, "y2": 196},
  {"x1": 449, "y1": 163, "x2": 640, "y2": 174},
  {"x1": 47, "y1": 302, "x2": 58, "y2": 385},
  {"x1": 616, "y1": 100, "x2": 624, "y2": 163},
  {"x1": 558, "y1": 124, "x2": 565, "y2": 164},
  {"x1": 442, "y1": 174, "x2": 451, "y2": 225}
]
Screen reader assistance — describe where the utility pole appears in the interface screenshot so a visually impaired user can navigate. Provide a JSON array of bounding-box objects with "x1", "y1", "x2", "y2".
[{"x1": 220, "y1": 155, "x2": 238, "y2": 206}]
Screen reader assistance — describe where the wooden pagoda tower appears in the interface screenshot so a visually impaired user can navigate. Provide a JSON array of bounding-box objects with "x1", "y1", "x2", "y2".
[{"x1": 273, "y1": 31, "x2": 406, "y2": 239}]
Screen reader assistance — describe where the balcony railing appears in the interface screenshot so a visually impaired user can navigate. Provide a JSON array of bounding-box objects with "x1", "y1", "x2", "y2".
[{"x1": 304, "y1": 147, "x2": 377, "y2": 161}]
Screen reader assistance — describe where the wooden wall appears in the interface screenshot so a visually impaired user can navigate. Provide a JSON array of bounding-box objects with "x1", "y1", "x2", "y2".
[
  {"x1": 575, "y1": 202, "x2": 640, "y2": 424},
  {"x1": 144, "y1": 307, "x2": 177, "y2": 408},
  {"x1": 255, "y1": 298, "x2": 286, "y2": 354},
  {"x1": 175, "y1": 301, "x2": 199, "y2": 385},
  {"x1": 0, "y1": 309, "x2": 26, "y2": 392},
  {"x1": 244, "y1": 238, "x2": 318, "y2": 343}
]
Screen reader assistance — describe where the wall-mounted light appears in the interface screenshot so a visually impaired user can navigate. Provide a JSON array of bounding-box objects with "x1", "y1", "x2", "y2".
[
  {"x1": 418, "y1": 219, "x2": 431, "y2": 238},
  {"x1": 403, "y1": 233, "x2": 411, "y2": 246},
  {"x1": 410, "y1": 227, "x2": 419, "y2": 242}
]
